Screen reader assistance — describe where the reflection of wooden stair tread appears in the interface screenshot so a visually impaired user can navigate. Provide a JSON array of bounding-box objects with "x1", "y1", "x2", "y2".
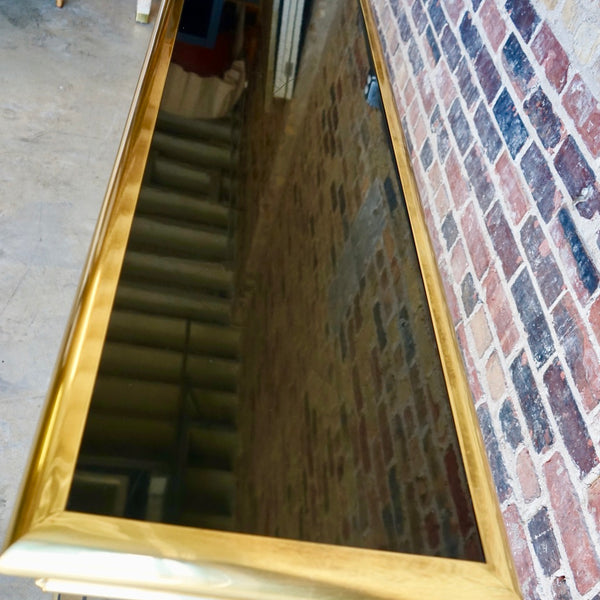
[
  {"x1": 178, "y1": 512, "x2": 234, "y2": 531},
  {"x1": 137, "y1": 185, "x2": 230, "y2": 228},
  {"x1": 183, "y1": 467, "x2": 235, "y2": 512},
  {"x1": 114, "y1": 282, "x2": 231, "y2": 324},
  {"x1": 107, "y1": 310, "x2": 240, "y2": 358},
  {"x1": 156, "y1": 111, "x2": 235, "y2": 144},
  {"x1": 130, "y1": 215, "x2": 230, "y2": 260},
  {"x1": 121, "y1": 251, "x2": 234, "y2": 295},
  {"x1": 152, "y1": 130, "x2": 233, "y2": 169},
  {"x1": 188, "y1": 426, "x2": 238, "y2": 469}
]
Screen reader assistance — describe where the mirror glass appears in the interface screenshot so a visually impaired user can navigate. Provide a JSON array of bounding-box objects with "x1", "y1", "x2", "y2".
[{"x1": 68, "y1": 0, "x2": 484, "y2": 562}]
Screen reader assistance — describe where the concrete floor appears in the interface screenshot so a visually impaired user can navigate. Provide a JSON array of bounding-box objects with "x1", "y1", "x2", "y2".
[{"x1": 0, "y1": 1, "x2": 153, "y2": 597}]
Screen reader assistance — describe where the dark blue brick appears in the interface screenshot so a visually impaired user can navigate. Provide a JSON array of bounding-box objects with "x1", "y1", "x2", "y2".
[
  {"x1": 474, "y1": 102, "x2": 502, "y2": 161},
  {"x1": 523, "y1": 87, "x2": 562, "y2": 150},
  {"x1": 544, "y1": 358, "x2": 599, "y2": 475},
  {"x1": 503, "y1": 33, "x2": 535, "y2": 91},
  {"x1": 475, "y1": 48, "x2": 502, "y2": 103},
  {"x1": 459, "y1": 13, "x2": 483, "y2": 59},
  {"x1": 431, "y1": 107, "x2": 451, "y2": 162},
  {"x1": 521, "y1": 143, "x2": 556, "y2": 222},
  {"x1": 440, "y1": 26, "x2": 461, "y2": 71},
  {"x1": 494, "y1": 89, "x2": 528, "y2": 158},
  {"x1": 499, "y1": 399, "x2": 524, "y2": 449},
  {"x1": 384, "y1": 175, "x2": 398, "y2": 212},
  {"x1": 472, "y1": 0, "x2": 483, "y2": 9},
  {"x1": 505, "y1": 0, "x2": 540, "y2": 42},
  {"x1": 411, "y1": 0, "x2": 428, "y2": 34},
  {"x1": 528, "y1": 507, "x2": 561, "y2": 576},
  {"x1": 477, "y1": 403, "x2": 512, "y2": 502},
  {"x1": 408, "y1": 39, "x2": 424, "y2": 75},
  {"x1": 420, "y1": 139, "x2": 433, "y2": 170},
  {"x1": 555, "y1": 136, "x2": 599, "y2": 217},
  {"x1": 558, "y1": 208, "x2": 599, "y2": 294},
  {"x1": 448, "y1": 99, "x2": 472, "y2": 155},
  {"x1": 520, "y1": 216, "x2": 564, "y2": 306},
  {"x1": 398, "y1": 306, "x2": 416, "y2": 364},
  {"x1": 398, "y1": 9, "x2": 412, "y2": 43},
  {"x1": 425, "y1": 26, "x2": 441, "y2": 64},
  {"x1": 460, "y1": 272, "x2": 479, "y2": 316},
  {"x1": 388, "y1": 466, "x2": 405, "y2": 534},
  {"x1": 456, "y1": 58, "x2": 479, "y2": 107},
  {"x1": 510, "y1": 351, "x2": 554, "y2": 452},
  {"x1": 442, "y1": 213, "x2": 459, "y2": 249},
  {"x1": 373, "y1": 302, "x2": 387, "y2": 350},
  {"x1": 464, "y1": 147, "x2": 494, "y2": 210},
  {"x1": 427, "y1": 0, "x2": 447, "y2": 34},
  {"x1": 511, "y1": 271, "x2": 555, "y2": 367}
]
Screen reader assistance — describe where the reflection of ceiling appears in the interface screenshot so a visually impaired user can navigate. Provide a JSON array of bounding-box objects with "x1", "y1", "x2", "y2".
[{"x1": 68, "y1": 109, "x2": 241, "y2": 530}]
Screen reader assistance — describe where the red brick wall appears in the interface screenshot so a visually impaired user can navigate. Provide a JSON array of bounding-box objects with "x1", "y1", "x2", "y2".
[{"x1": 369, "y1": 0, "x2": 600, "y2": 597}]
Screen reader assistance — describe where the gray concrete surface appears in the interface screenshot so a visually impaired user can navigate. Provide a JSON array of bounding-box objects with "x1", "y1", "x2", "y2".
[{"x1": 0, "y1": 1, "x2": 153, "y2": 597}]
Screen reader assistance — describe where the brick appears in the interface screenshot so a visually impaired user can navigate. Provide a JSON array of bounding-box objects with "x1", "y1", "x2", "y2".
[
  {"x1": 445, "y1": 0, "x2": 465, "y2": 24},
  {"x1": 516, "y1": 447, "x2": 541, "y2": 501},
  {"x1": 457, "y1": 322, "x2": 484, "y2": 400},
  {"x1": 524, "y1": 87, "x2": 562, "y2": 150},
  {"x1": 459, "y1": 13, "x2": 483, "y2": 59},
  {"x1": 427, "y1": 0, "x2": 447, "y2": 34},
  {"x1": 562, "y1": 74, "x2": 600, "y2": 157},
  {"x1": 455, "y1": 58, "x2": 480, "y2": 108},
  {"x1": 387, "y1": 466, "x2": 405, "y2": 535},
  {"x1": 485, "y1": 351, "x2": 506, "y2": 402},
  {"x1": 591, "y1": 296, "x2": 600, "y2": 345},
  {"x1": 544, "y1": 452, "x2": 600, "y2": 594},
  {"x1": 411, "y1": 0, "x2": 428, "y2": 34},
  {"x1": 499, "y1": 398, "x2": 524, "y2": 449},
  {"x1": 408, "y1": 39, "x2": 424, "y2": 75},
  {"x1": 531, "y1": 23, "x2": 569, "y2": 93},
  {"x1": 430, "y1": 106, "x2": 451, "y2": 162},
  {"x1": 398, "y1": 306, "x2": 416, "y2": 364},
  {"x1": 425, "y1": 26, "x2": 441, "y2": 65},
  {"x1": 477, "y1": 403, "x2": 512, "y2": 502},
  {"x1": 383, "y1": 175, "x2": 398, "y2": 212},
  {"x1": 486, "y1": 201, "x2": 523, "y2": 279},
  {"x1": 544, "y1": 358, "x2": 599, "y2": 476},
  {"x1": 502, "y1": 504, "x2": 540, "y2": 599},
  {"x1": 479, "y1": 0, "x2": 506, "y2": 51},
  {"x1": 474, "y1": 102, "x2": 502, "y2": 161},
  {"x1": 557, "y1": 208, "x2": 599, "y2": 294},
  {"x1": 420, "y1": 139, "x2": 433, "y2": 170},
  {"x1": 510, "y1": 351, "x2": 554, "y2": 452},
  {"x1": 552, "y1": 576, "x2": 572, "y2": 600},
  {"x1": 462, "y1": 202, "x2": 491, "y2": 277},
  {"x1": 521, "y1": 142, "x2": 557, "y2": 222},
  {"x1": 470, "y1": 305, "x2": 493, "y2": 357},
  {"x1": 417, "y1": 72, "x2": 436, "y2": 116},
  {"x1": 441, "y1": 212, "x2": 458, "y2": 249},
  {"x1": 440, "y1": 26, "x2": 461, "y2": 71},
  {"x1": 358, "y1": 414, "x2": 372, "y2": 473},
  {"x1": 448, "y1": 99, "x2": 472, "y2": 155},
  {"x1": 444, "y1": 445, "x2": 476, "y2": 536},
  {"x1": 475, "y1": 47, "x2": 502, "y2": 103},
  {"x1": 503, "y1": 33, "x2": 536, "y2": 96},
  {"x1": 588, "y1": 475, "x2": 600, "y2": 535},
  {"x1": 494, "y1": 89, "x2": 529, "y2": 158},
  {"x1": 520, "y1": 215, "x2": 564, "y2": 306},
  {"x1": 484, "y1": 267, "x2": 519, "y2": 353},
  {"x1": 461, "y1": 272, "x2": 479, "y2": 317},
  {"x1": 445, "y1": 149, "x2": 471, "y2": 208},
  {"x1": 495, "y1": 152, "x2": 529, "y2": 224},
  {"x1": 555, "y1": 136, "x2": 600, "y2": 219},
  {"x1": 451, "y1": 240, "x2": 468, "y2": 282},
  {"x1": 397, "y1": 8, "x2": 412, "y2": 42},
  {"x1": 528, "y1": 506, "x2": 561, "y2": 576},
  {"x1": 505, "y1": 0, "x2": 540, "y2": 42},
  {"x1": 373, "y1": 302, "x2": 387, "y2": 350},
  {"x1": 464, "y1": 146, "x2": 495, "y2": 211}
]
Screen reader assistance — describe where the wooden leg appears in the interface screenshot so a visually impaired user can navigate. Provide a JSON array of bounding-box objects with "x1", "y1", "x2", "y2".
[{"x1": 56, "y1": 0, "x2": 64, "y2": 7}]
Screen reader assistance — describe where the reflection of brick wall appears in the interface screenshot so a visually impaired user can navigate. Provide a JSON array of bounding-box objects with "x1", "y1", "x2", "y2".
[
  {"x1": 236, "y1": 0, "x2": 481, "y2": 560},
  {"x1": 368, "y1": 0, "x2": 600, "y2": 597}
]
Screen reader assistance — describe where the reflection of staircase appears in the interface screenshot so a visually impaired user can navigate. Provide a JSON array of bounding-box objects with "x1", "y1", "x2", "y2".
[{"x1": 73, "y1": 110, "x2": 241, "y2": 530}]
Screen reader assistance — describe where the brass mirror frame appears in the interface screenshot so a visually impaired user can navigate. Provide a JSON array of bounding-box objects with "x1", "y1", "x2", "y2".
[{"x1": 0, "y1": 0, "x2": 522, "y2": 598}]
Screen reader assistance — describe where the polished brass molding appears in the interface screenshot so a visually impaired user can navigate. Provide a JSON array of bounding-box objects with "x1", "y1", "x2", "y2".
[{"x1": 1, "y1": 0, "x2": 522, "y2": 598}]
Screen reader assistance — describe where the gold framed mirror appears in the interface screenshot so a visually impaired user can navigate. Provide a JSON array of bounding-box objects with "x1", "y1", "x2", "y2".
[{"x1": 0, "y1": 0, "x2": 521, "y2": 598}]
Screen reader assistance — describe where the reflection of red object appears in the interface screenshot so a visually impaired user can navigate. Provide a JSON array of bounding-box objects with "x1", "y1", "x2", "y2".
[{"x1": 171, "y1": 32, "x2": 234, "y2": 78}]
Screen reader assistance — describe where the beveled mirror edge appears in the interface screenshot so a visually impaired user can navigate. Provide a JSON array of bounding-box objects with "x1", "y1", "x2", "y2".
[
  {"x1": 359, "y1": 0, "x2": 519, "y2": 594},
  {"x1": 0, "y1": 0, "x2": 523, "y2": 598},
  {"x1": 1, "y1": 0, "x2": 185, "y2": 548}
]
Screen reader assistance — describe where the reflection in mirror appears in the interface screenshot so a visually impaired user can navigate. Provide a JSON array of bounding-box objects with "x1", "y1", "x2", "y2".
[{"x1": 68, "y1": 0, "x2": 483, "y2": 562}]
